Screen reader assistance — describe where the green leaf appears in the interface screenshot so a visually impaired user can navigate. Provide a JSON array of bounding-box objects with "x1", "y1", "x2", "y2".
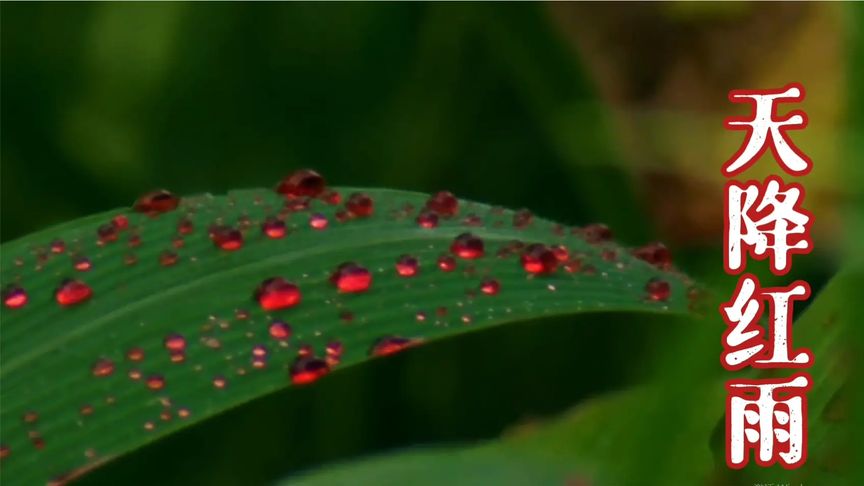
[{"x1": 0, "y1": 187, "x2": 692, "y2": 485}]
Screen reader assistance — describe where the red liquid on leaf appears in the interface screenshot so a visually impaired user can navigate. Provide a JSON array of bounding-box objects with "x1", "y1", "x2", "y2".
[
  {"x1": 276, "y1": 169, "x2": 326, "y2": 198},
  {"x1": 520, "y1": 244, "x2": 558, "y2": 274},
  {"x1": 56, "y1": 279, "x2": 92, "y2": 306},
  {"x1": 395, "y1": 255, "x2": 419, "y2": 277},
  {"x1": 134, "y1": 190, "x2": 180, "y2": 215},
  {"x1": 255, "y1": 278, "x2": 302, "y2": 310},
  {"x1": 450, "y1": 233, "x2": 484, "y2": 259},
  {"x1": 330, "y1": 262, "x2": 372, "y2": 293}
]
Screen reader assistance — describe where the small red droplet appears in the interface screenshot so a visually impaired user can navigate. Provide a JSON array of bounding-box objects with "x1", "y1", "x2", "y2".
[
  {"x1": 480, "y1": 278, "x2": 500, "y2": 295},
  {"x1": 437, "y1": 255, "x2": 456, "y2": 272},
  {"x1": 159, "y1": 250, "x2": 179, "y2": 266},
  {"x1": 97, "y1": 223, "x2": 119, "y2": 243},
  {"x1": 321, "y1": 190, "x2": 342, "y2": 205},
  {"x1": 163, "y1": 334, "x2": 186, "y2": 353},
  {"x1": 134, "y1": 190, "x2": 180, "y2": 215},
  {"x1": 646, "y1": 278, "x2": 671, "y2": 302},
  {"x1": 370, "y1": 336, "x2": 421, "y2": 357},
  {"x1": 395, "y1": 255, "x2": 419, "y2": 277},
  {"x1": 309, "y1": 213, "x2": 329, "y2": 229},
  {"x1": 262, "y1": 216, "x2": 287, "y2": 239},
  {"x1": 268, "y1": 320, "x2": 292, "y2": 340},
  {"x1": 450, "y1": 233, "x2": 484, "y2": 259},
  {"x1": 0, "y1": 444, "x2": 10, "y2": 460},
  {"x1": 345, "y1": 192, "x2": 374, "y2": 217},
  {"x1": 330, "y1": 262, "x2": 372, "y2": 293},
  {"x1": 74, "y1": 256, "x2": 92, "y2": 271},
  {"x1": 551, "y1": 244, "x2": 569, "y2": 262},
  {"x1": 210, "y1": 225, "x2": 244, "y2": 251},
  {"x1": 290, "y1": 356, "x2": 330, "y2": 385},
  {"x1": 276, "y1": 169, "x2": 326, "y2": 198},
  {"x1": 177, "y1": 217, "x2": 194, "y2": 235},
  {"x1": 91, "y1": 358, "x2": 115, "y2": 377},
  {"x1": 632, "y1": 242, "x2": 672, "y2": 270},
  {"x1": 126, "y1": 347, "x2": 145, "y2": 362},
  {"x1": 127, "y1": 233, "x2": 141, "y2": 248},
  {"x1": 520, "y1": 244, "x2": 558, "y2": 274},
  {"x1": 146, "y1": 375, "x2": 166, "y2": 391},
  {"x1": 255, "y1": 278, "x2": 302, "y2": 310},
  {"x1": 582, "y1": 223, "x2": 613, "y2": 243},
  {"x1": 513, "y1": 209, "x2": 533, "y2": 229},
  {"x1": 3, "y1": 284, "x2": 28, "y2": 309},
  {"x1": 213, "y1": 375, "x2": 227, "y2": 389},
  {"x1": 56, "y1": 279, "x2": 92, "y2": 306},
  {"x1": 426, "y1": 191, "x2": 458, "y2": 217},
  {"x1": 50, "y1": 239, "x2": 66, "y2": 254},
  {"x1": 23, "y1": 411, "x2": 39, "y2": 424},
  {"x1": 112, "y1": 215, "x2": 129, "y2": 230},
  {"x1": 416, "y1": 210, "x2": 439, "y2": 229}
]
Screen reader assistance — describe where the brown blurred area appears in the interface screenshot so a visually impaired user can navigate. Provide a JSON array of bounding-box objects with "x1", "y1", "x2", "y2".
[{"x1": 549, "y1": 2, "x2": 846, "y2": 248}]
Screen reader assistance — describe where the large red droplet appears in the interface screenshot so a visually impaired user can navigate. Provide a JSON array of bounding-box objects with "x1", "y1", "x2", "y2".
[
  {"x1": 255, "y1": 278, "x2": 302, "y2": 311},
  {"x1": 276, "y1": 169, "x2": 326, "y2": 198},
  {"x1": 346, "y1": 193, "x2": 374, "y2": 218},
  {"x1": 370, "y1": 336, "x2": 421, "y2": 357},
  {"x1": 632, "y1": 242, "x2": 672, "y2": 270},
  {"x1": 426, "y1": 191, "x2": 458, "y2": 217},
  {"x1": 395, "y1": 255, "x2": 419, "y2": 277},
  {"x1": 133, "y1": 190, "x2": 180, "y2": 215},
  {"x1": 646, "y1": 278, "x2": 671, "y2": 302},
  {"x1": 56, "y1": 279, "x2": 92, "y2": 306},
  {"x1": 2, "y1": 284, "x2": 27, "y2": 309},
  {"x1": 290, "y1": 356, "x2": 330, "y2": 385},
  {"x1": 330, "y1": 262, "x2": 372, "y2": 293},
  {"x1": 210, "y1": 225, "x2": 244, "y2": 251},
  {"x1": 521, "y1": 244, "x2": 558, "y2": 274},
  {"x1": 450, "y1": 233, "x2": 484, "y2": 259}
]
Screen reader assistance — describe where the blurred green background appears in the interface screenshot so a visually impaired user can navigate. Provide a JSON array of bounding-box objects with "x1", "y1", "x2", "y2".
[{"x1": 2, "y1": 2, "x2": 861, "y2": 485}]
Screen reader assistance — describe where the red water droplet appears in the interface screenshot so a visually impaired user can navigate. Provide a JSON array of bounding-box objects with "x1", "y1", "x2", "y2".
[
  {"x1": 112, "y1": 214, "x2": 129, "y2": 230},
  {"x1": 416, "y1": 210, "x2": 439, "y2": 229},
  {"x1": 164, "y1": 334, "x2": 186, "y2": 353},
  {"x1": 416, "y1": 311, "x2": 427, "y2": 322},
  {"x1": 178, "y1": 408, "x2": 190, "y2": 419},
  {"x1": 134, "y1": 190, "x2": 180, "y2": 215},
  {"x1": 276, "y1": 169, "x2": 326, "y2": 198},
  {"x1": 330, "y1": 262, "x2": 372, "y2": 293},
  {"x1": 513, "y1": 209, "x2": 533, "y2": 229},
  {"x1": 160, "y1": 250, "x2": 179, "y2": 266},
  {"x1": 124, "y1": 253, "x2": 138, "y2": 266},
  {"x1": 74, "y1": 256, "x2": 92, "y2": 271},
  {"x1": 23, "y1": 411, "x2": 38, "y2": 424},
  {"x1": 177, "y1": 217, "x2": 194, "y2": 235},
  {"x1": 97, "y1": 223, "x2": 119, "y2": 244},
  {"x1": 80, "y1": 404, "x2": 94, "y2": 416},
  {"x1": 129, "y1": 369, "x2": 142, "y2": 380},
  {"x1": 290, "y1": 356, "x2": 330, "y2": 385},
  {"x1": 521, "y1": 244, "x2": 558, "y2": 274},
  {"x1": 146, "y1": 375, "x2": 166, "y2": 391},
  {"x1": 583, "y1": 223, "x2": 613, "y2": 243},
  {"x1": 601, "y1": 249, "x2": 617, "y2": 262},
  {"x1": 298, "y1": 344, "x2": 314, "y2": 357},
  {"x1": 126, "y1": 347, "x2": 145, "y2": 361},
  {"x1": 127, "y1": 233, "x2": 141, "y2": 248},
  {"x1": 213, "y1": 375, "x2": 227, "y2": 389},
  {"x1": 551, "y1": 244, "x2": 569, "y2": 262},
  {"x1": 563, "y1": 258, "x2": 582, "y2": 273},
  {"x1": 437, "y1": 255, "x2": 456, "y2": 272},
  {"x1": 426, "y1": 191, "x2": 458, "y2": 217},
  {"x1": 632, "y1": 242, "x2": 672, "y2": 270},
  {"x1": 56, "y1": 279, "x2": 92, "y2": 306},
  {"x1": 309, "y1": 213, "x2": 329, "y2": 229},
  {"x1": 172, "y1": 237, "x2": 185, "y2": 249},
  {"x1": 346, "y1": 192, "x2": 374, "y2": 218},
  {"x1": 462, "y1": 214, "x2": 482, "y2": 227},
  {"x1": 450, "y1": 233, "x2": 484, "y2": 259},
  {"x1": 326, "y1": 341, "x2": 343, "y2": 357},
  {"x1": 3, "y1": 284, "x2": 27, "y2": 309},
  {"x1": 269, "y1": 320, "x2": 292, "y2": 340},
  {"x1": 210, "y1": 225, "x2": 244, "y2": 251},
  {"x1": 235, "y1": 308, "x2": 250, "y2": 320},
  {"x1": 322, "y1": 190, "x2": 342, "y2": 205},
  {"x1": 0, "y1": 445, "x2": 10, "y2": 460},
  {"x1": 50, "y1": 239, "x2": 66, "y2": 254},
  {"x1": 480, "y1": 278, "x2": 500, "y2": 295},
  {"x1": 262, "y1": 216, "x2": 287, "y2": 239},
  {"x1": 339, "y1": 310, "x2": 354, "y2": 322},
  {"x1": 91, "y1": 358, "x2": 115, "y2": 377},
  {"x1": 252, "y1": 344, "x2": 268, "y2": 358},
  {"x1": 395, "y1": 255, "x2": 419, "y2": 277},
  {"x1": 334, "y1": 209, "x2": 350, "y2": 223},
  {"x1": 646, "y1": 278, "x2": 671, "y2": 302},
  {"x1": 284, "y1": 197, "x2": 311, "y2": 212},
  {"x1": 370, "y1": 336, "x2": 421, "y2": 357},
  {"x1": 255, "y1": 278, "x2": 302, "y2": 310}
]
